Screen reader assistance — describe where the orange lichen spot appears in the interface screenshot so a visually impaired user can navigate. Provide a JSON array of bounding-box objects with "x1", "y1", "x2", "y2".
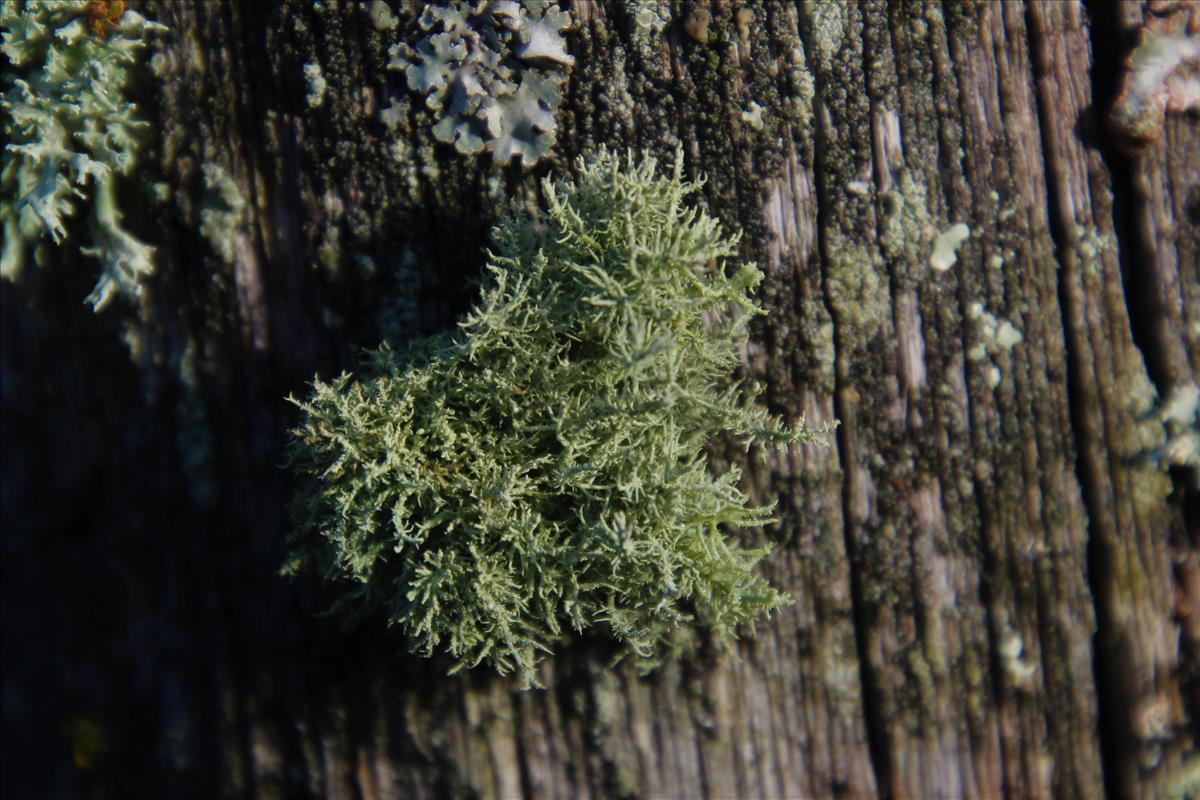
[{"x1": 84, "y1": 0, "x2": 127, "y2": 39}]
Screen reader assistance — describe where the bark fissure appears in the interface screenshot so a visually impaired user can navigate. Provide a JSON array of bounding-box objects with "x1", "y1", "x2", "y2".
[
  {"x1": 1026, "y1": 2, "x2": 1190, "y2": 797},
  {"x1": 804, "y1": 5, "x2": 896, "y2": 792},
  {"x1": 1024, "y1": 6, "x2": 1129, "y2": 797}
]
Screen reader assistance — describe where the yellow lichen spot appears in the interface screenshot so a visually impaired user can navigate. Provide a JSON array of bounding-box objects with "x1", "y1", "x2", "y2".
[{"x1": 64, "y1": 715, "x2": 106, "y2": 769}]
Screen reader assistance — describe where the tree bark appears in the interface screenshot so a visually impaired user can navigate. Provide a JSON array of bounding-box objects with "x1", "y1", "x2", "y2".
[{"x1": 1, "y1": 1, "x2": 1195, "y2": 798}]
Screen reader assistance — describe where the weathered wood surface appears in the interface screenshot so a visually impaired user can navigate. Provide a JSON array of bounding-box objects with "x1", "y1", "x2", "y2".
[{"x1": 1, "y1": 1, "x2": 1195, "y2": 798}]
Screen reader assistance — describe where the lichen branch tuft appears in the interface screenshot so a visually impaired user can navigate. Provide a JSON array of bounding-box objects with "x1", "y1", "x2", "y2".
[{"x1": 284, "y1": 149, "x2": 834, "y2": 683}]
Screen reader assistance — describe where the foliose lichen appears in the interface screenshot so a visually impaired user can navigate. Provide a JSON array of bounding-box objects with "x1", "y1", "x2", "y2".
[
  {"x1": 284, "y1": 150, "x2": 832, "y2": 682},
  {"x1": 0, "y1": 0, "x2": 166, "y2": 309},
  {"x1": 628, "y1": 0, "x2": 668, "y2": 37},
  {"x1": 388, "y1": 0, "x2": 574, "y2": 167}
]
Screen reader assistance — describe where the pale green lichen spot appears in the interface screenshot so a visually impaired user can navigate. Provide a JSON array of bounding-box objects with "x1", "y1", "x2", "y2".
[
  {"x1": 303, "y1": 62, "x2": 327, "y2": 108},
  {"x1": 198, "y1": 163, "x2": 246, "y2": 265},
  {"x1": 930, "y1": 222, "x2": 970, "y2": 272}
]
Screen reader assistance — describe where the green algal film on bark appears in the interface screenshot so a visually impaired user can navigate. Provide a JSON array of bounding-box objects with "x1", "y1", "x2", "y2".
[{"x1": 285, "y1": 149, "x2": 833, "y2": 682}]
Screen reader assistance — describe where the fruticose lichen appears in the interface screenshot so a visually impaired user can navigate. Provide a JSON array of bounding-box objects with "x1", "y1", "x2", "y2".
[
  {"x1": 285, "y1": 150, "x2": 832, "y2": 682},
  {"x1": 0, "y1": 0, "x2": 166, "y2": 309},
  {"x1": 388, "y1": 0, "x2": 574, "y2": 167}
]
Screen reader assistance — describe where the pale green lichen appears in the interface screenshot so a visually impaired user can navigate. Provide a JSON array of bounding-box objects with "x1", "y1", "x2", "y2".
[
  {"x1": 389, "y1": 0, "x2": 574, "y2": 167},
  {"x1": 626, "y1": 0, "x2": 670, "y2": 66},
  {"x1": 783, "y1": 43, "x2": 815, "y2": 130},
  {"x1": 929, "y1": 222, "x2": 970, "y2": 272},
  {"x1": 1120, "y1": 369, "x2": 1176, "y2": 521},
  {"x1": 879, "y1": 170, "x2": 934, "y2": 282},
  {"x1": 1159, "y1": 383, "x2": 1199, "y2": 426},
  {"x1": 303, "y1": 61, "x2": 326, "y2": 108},
  {"x1": 284, "y1": 150, "x2": 833, "y2": 681},
  {"x1": 316, "y1": 236, "x2": 340, "y2": 275},
  {"x1": 808, "y1": 0, "x2": 847, "y2": 67},
  {"x1": 1073, "y1": 223, "x2": 1116, "y2": 277},
  {"x1": 0, "y1": 0, "x2": 166, "y2": 309},
  {"x1": 1156, "y1": 382, "x2": 1200, "y2": 468},
  {"x1": 997, "y1": 628, "x2": 1037, "y2": 689},
  {"x1": 1109, "y1": 28, "x2": 1200, "y2": 150},
  {"x1": 366, "y1": 0, "x2": 398, "y2": 31},
  {"x1": 198, "y1": 163, "x2": 245, "y2": 264},
  {"x1": 379, "y1": 97, "x2": 405, "y2": 132},
  {"x1": 994, "y1": 319, "x2": 1022, "y2": 349},
  {"x1": 966, "y1": 302, "x2": 1023, "y2": 389},
  {"x1": 740, "y1": 100, "x2": 766, "y2": 131},
  {"x1": 826, "y1": 232, "x2": 888, "y2": 342},
  {"x1": 628, "y1": 0, "x2": 668, "y2": 36}
]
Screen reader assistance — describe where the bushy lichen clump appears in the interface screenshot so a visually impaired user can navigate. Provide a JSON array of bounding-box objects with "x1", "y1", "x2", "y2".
[
  {"x1": 286, "y1": 150, "x2": 830, "y2": 680},
  {"x1": 388, "y1": 0, "x2": 573, "y2": 167},
  {"x1": 0, "y1": 0, "x2": 165, "y2": 309}
]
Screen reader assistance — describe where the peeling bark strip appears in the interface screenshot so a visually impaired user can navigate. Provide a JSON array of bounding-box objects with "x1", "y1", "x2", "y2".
[{"x1": 1, "y1": 1, "x2": 1195, "y2": 798}]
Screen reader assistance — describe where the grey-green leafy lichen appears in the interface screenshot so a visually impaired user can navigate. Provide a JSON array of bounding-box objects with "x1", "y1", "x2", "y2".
[
  {"x1": 628, "y1": 0, "x2": 668, "y2": 37},
  {"x1": 0, "y1": 0, "x2": 166, "y2": 309},
  {"x1": 284, "y1": 150, "x2": 833, "y2": 682},
  {"x1": 388, "y1": 0, "x2": 574, "y2": 167}
]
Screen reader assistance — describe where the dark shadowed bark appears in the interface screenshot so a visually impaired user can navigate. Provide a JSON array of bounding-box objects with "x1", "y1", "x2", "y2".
[{"x1": 2, "y1": 1, "x2": 1196, "y2": 798}]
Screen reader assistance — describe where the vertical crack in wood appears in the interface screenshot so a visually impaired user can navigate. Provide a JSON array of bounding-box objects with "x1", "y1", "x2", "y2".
[
  {"x1": 802, "y1": 2, "x2": 897, "y2": 794},
  {"x1": 1027, "y1": 1, "x2": 1188, "y2": 796},
  {"x1": 1025, "y1": 3, "x2": 1133, "y2": 795}
]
